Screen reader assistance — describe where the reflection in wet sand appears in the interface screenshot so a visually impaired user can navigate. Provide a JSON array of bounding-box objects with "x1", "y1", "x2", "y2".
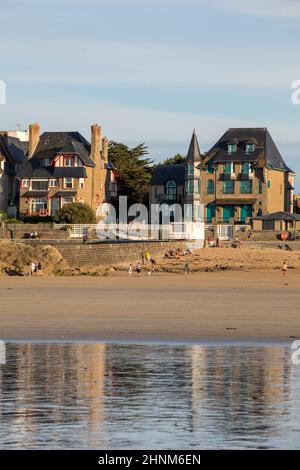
[{"x1": 0, "y1": 343, "x2": 299, "y2": 449}]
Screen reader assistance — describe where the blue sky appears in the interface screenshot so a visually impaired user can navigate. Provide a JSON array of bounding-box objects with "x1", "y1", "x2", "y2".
[{"x1": 1, "y1": 0, "x2": 300, "y2": 189}]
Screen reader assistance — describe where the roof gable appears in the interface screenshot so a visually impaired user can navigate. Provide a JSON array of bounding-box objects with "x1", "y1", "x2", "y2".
[{"x1": 32, "y1": 131, "x2": 95, "y2": 167}]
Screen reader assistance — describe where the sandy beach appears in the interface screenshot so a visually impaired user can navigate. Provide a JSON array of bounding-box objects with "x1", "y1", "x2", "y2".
[{"x1": 1, "y1": 270, "x2": 300, "y2": 343}]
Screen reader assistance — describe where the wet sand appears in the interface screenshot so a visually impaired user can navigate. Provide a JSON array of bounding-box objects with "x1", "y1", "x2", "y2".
[{"x1": 0, "y1": 270, "x2": 300, "y2": 343}]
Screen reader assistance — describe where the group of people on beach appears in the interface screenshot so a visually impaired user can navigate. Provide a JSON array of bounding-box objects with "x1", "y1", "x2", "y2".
[
  {"x1": 128, "y1": 250, "x2": 158, "y2": 276},
  {"x1": 164, "y1": 247, "x2": 193, "y2": 259},
  {"x1": 30, "y1": 261, "x2": 42, "y2": 276}
]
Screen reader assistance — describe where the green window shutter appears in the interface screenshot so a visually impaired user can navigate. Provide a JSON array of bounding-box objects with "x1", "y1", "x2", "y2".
[
  {"x1": 207, "y1": 161, "x2": 214, "y2": 174},
  {"x1": 224, "y1": 162, "x2": 231, "y2": 174},
  {"x1": 242, "y1": 162, "x2": 250, "y2": 173},
  {"x1": 223, "y1": 180, "x2": 234, "y2": 194},
  {"x1": 207, "y1": 180, "x2": 214, "y2": 194}
]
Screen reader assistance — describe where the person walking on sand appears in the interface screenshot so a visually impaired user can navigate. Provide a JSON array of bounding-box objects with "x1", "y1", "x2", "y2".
[
  {"x1": 184, "y1": 262, "x2": 190, "y2": 275},
  {"x1": 136, "y1": 262, "x2": 142, "y2": 275},
  {"x1": 128, "y1": 264, "x2": 132, "y2": 275},
  {"x1": 282, "y1": 261, "x2": 288, "y2": 278}
]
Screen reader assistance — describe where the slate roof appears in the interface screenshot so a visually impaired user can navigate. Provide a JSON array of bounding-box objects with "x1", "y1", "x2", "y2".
[
  {"x1": 253, "y1": 211, "x2": 300, "y2": 221},
  {"x1": 205, "y1": 128, "x2": 294, "y2": 173},
  {"x1": 149, "y1": 164, "x2": 185, "y2": 186},
  {"x1": 33, "y1": 132, "x2": 95, "y2": 167},
  {"x1": 186, "y1": 130, "x2": 201, "y2": 162},
  {"x1": 0, "y1": 135, "x2": 26, "y2": 175},
  {"x1": 17, "y1": 131, "x2": 95, "y2": 178}
]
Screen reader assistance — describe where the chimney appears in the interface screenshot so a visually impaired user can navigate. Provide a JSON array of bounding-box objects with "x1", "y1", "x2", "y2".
[
  {"x1": 91, "y1": 123, "x2": 101, "y2": 161},
  {"x1": 102, "y1": 136, "x2": 109, "y2": 164},
  {"x1": 28, "y1": 123, "x2": 40, "y2": 157}
]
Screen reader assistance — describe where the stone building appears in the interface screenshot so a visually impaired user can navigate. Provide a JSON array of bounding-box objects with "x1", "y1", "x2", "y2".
[
  {"x1": 149, "y1": 128, "x2": 295, "y2": 224},
  {"x1": 0, "y1": 133, "x2": 26, "y2": 216},
  {"x1": 17, "y1": 123, "x2": 117, "y2": 218}
]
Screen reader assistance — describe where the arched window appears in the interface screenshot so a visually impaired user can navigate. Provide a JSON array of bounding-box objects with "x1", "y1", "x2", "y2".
[{"x1": 165, "y1": 179, "x2": 177, "y2": 201}]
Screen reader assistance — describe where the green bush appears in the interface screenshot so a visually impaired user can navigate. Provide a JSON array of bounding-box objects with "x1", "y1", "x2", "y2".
[
  {"x1": 23, "y1": 216, "x2": 54, "y2": 224},
  {"x1": 55, "y1": 203, "x2": 97, "y2": 224},
  {"x1": 6, "y1": 218, "x2": 22, "y2": 224},
  {"x1": 0, "y1": 210, "x2": 7, "y2": 221}
]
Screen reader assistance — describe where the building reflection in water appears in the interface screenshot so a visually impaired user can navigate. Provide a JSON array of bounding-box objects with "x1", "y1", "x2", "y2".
[{"x1": 0, "y1": 342, "x2": 298, "y2": 449}]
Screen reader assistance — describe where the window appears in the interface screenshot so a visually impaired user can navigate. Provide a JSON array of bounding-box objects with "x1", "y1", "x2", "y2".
[
  {"x1": 49, "y1": 179, "x2": 58, "y2": 188},
  {"x1": 22, "y1": 179, "x2": 29, "y2": 188},
  {"x1": 240, "y1": 180, "x2": 252, "y2": 193},
  {"x1": 79, "y1": 178, "x2": 85, "y2": 189},
  {"x1": 222, "y1": 180, "x2": 234, "y2": 194},
  {"x1": 30, "y1": 197, "x2": 47, "y2": 214},
  {"x1": 62, "y1": 196, "x2": 74, "y2": 206},
  {"x1": 246, "y1": 143, "x2": 254, "y2": 154},
  {"x1": 64, "y1": 178, "x2": 73, "y2": 189},
  {"x1": 224, "y1": 162, "x2": 233, "y2": 174},
  {"x1": 194, "y1": 180, "x2": 200, "y2": 193},
  {"x1": 64, "y1": 157, "x2": 74, "y2": 167},
  {"x1": 242, "y1": 162, "x2": 250, "y2": 174},
  {"x1": 165, "y1": 179, "x2": 177, "y2": 200},
  {"x1": 31, "y1": 180, "x2": 48, "y2": 190},
  {"x1": 206, "y1": 203, "x2": 216, "y2": 223},
  {"x1": 228, "y1": 143, "x2": 236, "y2": 154},
  {"x1": 110, "y1": 182, "x2": 117, "y2": 194},
  {"x1": 267, "y1": 180, "x2": 271, "y2": 188},
  {"x1": 43, "y1": 158, "x2": 50, "y2": 167},
  {"x1": 258, "y1": 180, "x2": 263, "y2": 194},
  {"x1": 185, "y1": 180, "x2": 193, "y2": 195},
  {"x1": 206, "y1": 180, "x2": 214, "y2": 194},
  {"x1": 187, "y1": 163, "x2": 194, "y2": 176},
  {"x1": 207, "y1": 161, "x2": 214, "y2": 174}
]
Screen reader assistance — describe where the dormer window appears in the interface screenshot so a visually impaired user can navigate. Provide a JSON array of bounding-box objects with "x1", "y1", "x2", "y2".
[
  {"x1": 64, "y1": 157, "x2": 74, "y2": 167},
  {"x1": 228, "y1": 143, "x2": 236, "y2": 154},
  {"x1": 246, "y1": 143, "x2": 254, "y2": 154}
]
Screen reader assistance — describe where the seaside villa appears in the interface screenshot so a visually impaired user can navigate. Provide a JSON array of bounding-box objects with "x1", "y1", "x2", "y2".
[
  {"x1": 149, "y1": 128, "x2": 295, "y2": 225},
  {"x1": 17, "y1": 123, "x2": 118, "y2": 218}
]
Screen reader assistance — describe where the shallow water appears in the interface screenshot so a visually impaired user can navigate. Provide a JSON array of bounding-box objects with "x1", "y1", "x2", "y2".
[{"x1": 0, "y1": 342, "x2": 299, "y2": 449}]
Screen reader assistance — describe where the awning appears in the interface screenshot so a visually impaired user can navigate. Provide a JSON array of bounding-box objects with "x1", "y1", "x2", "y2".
[
  {"x1": 22, "y1": 191, "x2": 48, "y2": 198},
  {"x1": 54, "y1": 191, "x2": 77, "y2": 197}
]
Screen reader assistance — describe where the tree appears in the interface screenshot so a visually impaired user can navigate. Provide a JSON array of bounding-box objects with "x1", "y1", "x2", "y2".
[
  {"x1": 55, "y1": 202, "x2": 96, "y2": 224},
  {"x1": 108, "y1": 141, "x2": 152, "y2": 206},
  {"x1": 163, "y1": 154, "x2": 186, "y2": 165}
]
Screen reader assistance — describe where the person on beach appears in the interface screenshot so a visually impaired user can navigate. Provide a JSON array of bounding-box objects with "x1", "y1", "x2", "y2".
[
  {"x1": 145, "y1": 251, "x2": 151, "y2": 263},
  {"x1": 150, "y1": 257, "x2": 157, "y2": 272},
  {"x1": 282, "y1": 261, "x2": 288, "y2": 277},
  {"x1": 184, "y1": 262, "x2": 190, "y2": 275},
  {"x1": 31, "y1": 261, "x2": 36, "y2": 276},
  {"x1": 128, "y1": 264, "x2": 132, "y2": 275},
  {"x1": 136, "y1": 262, "x2": 142, "y2": 275},
  {"x1": 37, "y1": 261, "x2": 42, "y2": 276},
  {"x1": 146, "y1": 267, "x2": 151, "y2": 276}
]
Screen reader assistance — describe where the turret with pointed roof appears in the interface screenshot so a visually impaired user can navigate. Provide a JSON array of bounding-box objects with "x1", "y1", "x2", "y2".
[
  {"x1": 186, "y1": 129, "x2": 202, "y2": 162},
  {"x1": 184, "y1": 130, "x2": 203, "y2": 221}
]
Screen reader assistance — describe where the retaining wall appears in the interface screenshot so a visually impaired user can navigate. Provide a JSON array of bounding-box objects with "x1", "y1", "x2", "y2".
[{"x1": 22, "y1": 240, "x2": 192, "y2": 266}]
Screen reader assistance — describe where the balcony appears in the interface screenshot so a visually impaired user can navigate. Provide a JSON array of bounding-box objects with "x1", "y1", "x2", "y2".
[{"x1": 156, "y1": 194, "x2": 182, "y2": 204}]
